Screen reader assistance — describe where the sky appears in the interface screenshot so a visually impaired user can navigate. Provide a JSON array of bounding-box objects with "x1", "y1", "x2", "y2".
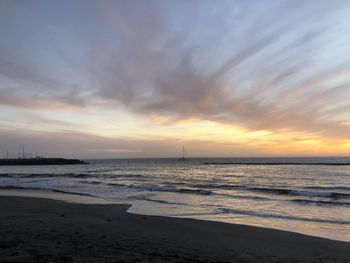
[{"x1": 0, "y1": 0, "x2": 350, "y2": 158}]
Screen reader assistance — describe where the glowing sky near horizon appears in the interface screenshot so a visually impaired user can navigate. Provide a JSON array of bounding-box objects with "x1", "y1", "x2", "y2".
[{"x1": 0, "y1": 0, "x2": 350, "y2": 158}]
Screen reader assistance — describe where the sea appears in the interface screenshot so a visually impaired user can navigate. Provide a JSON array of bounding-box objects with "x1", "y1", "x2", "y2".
[{"x1": 1, "y1": 157, "x2": 350, "y2": 242}]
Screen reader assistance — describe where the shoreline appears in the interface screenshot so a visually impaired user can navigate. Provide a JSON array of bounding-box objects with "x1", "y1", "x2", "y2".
[
  {"x1": 0, "y1": 190, "x2": 349, "y2": 262},
  {"x1": 0, "y1": 188, "x2": 113, "y2": 204},
  {"x1": 1, "y1": 188, "x2": 349, "y2": 243}
]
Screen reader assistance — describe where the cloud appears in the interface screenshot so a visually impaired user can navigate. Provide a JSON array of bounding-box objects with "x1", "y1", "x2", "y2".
[
  {"x1": 0, "y1": 88, "x2": 85, "y2": 110},
  {"x1": 0, "y1": 55, "x2": 86, "y2": 110},
  {"x1": 85, "y1": 1, "x2": 350, "y2": 139},
  {"x1": 1, "y1": 0, "x2": 350, "y2": 141}
]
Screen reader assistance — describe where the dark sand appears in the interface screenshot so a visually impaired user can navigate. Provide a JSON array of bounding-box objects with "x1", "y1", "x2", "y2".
[{"x1": 0, "y1": 195, "x2": 349, "y2": 263}]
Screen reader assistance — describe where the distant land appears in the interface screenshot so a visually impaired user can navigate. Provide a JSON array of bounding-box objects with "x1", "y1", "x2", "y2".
[
  {"x1": 0, "y1": 158, "x2": 88, "y2": 166},
  {"x1": 204, "y1": 162, "x2": 350, "y2": 165}
]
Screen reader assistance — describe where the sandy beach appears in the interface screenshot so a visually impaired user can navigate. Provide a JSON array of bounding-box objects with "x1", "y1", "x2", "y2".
[{"x1": 0, "y1": 192, "x2": 349, "y2": 263}]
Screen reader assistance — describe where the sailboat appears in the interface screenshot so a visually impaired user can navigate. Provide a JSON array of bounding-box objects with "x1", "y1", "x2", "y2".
[{"x1": 178, "y1": 145, "x2": 186, "y2": 161}]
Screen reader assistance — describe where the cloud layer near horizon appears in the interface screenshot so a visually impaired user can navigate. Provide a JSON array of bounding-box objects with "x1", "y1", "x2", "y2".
[{"x1": 0, "y1": 0, "x2": 350, "y2": 156}]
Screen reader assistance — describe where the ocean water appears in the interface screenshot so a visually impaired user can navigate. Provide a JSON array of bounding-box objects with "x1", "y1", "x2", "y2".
[{"x1": 1, "y1": 157, "x2": 350, "y2": 241}]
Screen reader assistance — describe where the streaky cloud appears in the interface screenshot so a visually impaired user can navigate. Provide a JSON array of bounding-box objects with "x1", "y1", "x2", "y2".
[{"x1": 0, "y1": 0, "x2": 349, "y2": 142}]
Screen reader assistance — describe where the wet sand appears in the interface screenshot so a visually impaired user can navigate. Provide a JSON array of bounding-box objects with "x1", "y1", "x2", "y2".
[{"x1": 0, "y1": 193, "x2": 349, "y2": 262}]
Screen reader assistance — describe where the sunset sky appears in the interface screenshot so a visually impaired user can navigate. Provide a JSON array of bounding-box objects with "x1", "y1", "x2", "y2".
[{"x1": 0, "y1": 0, "x2": 350, "y2": 158}]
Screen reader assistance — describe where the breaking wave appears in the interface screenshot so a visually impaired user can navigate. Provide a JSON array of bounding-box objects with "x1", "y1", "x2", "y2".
[
  {"x1": 218, "y1": 208, "x2": 350, "y2": 225},
  {"x1": 250, "y1": 187, "x2": 350, "y2": 199}
]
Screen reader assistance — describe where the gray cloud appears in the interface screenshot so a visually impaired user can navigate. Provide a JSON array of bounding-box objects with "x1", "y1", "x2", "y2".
[
  {"x1": 85, "y1": 1, "x2": 350, "y2": 139},
  {"x1": 1, "y1": 0, "x2": 350, "y2": 140},
  {"x1": 0, "y1": 55, "x2": 86, "y2": 109}
]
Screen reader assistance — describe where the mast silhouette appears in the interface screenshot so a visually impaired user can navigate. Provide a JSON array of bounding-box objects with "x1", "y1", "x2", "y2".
[
  {"x1": 22, "y1": 145, "x2": 25, "y2": 159},
  {"x1": 18, "y1": 145, "x2": 21, "y2": 159},
  {"x1": 179, "y1": 145, "x2": 186, "y2": 161}
]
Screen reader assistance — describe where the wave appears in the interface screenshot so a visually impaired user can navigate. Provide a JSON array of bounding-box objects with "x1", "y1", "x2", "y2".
[
  {"x1": 216, "y1": 193, "x2": 274, "y2": 201},
  {"x1": 0, "y1": 185, "x2": 27, "y2": 190},
  {"x1": 86, "y1": 168, "x2": 119, "y2": 173},
  {"x1": 174, "y1": 183, "x2": 350, "y2": 200},
  {"x1": 0, "y1": 185, "x2": 96, "y2": 198},
  {"x1": 77, "y1": 181, "x2": 213, "y2": 196},
  {"x1": 143, "y1": 198, "x2": 186, "y2": 205},
  {"x1": 2, "y1": 182, "x2": 349, "y2": 211},
  {"x1": 303, "y1": 186, "x2": 350, "y2": 192},
  {"x1": 182, "y1": 182, "x2": 350, "y2": 203},
  {"x1": 170, "y1": 182, "x2": 249, "y2": 191},
  {"x1": 132, "y1": 184, "x2": 213, "y2": 195},
  {"x1": 80, "y1": 181, "x2": 127, "y2": 187},
  {"x1": 3, "y1": 173, "x2": 350, "y2": 206},
  {"x1": 0, "y1": 173, "x2": 146, "y2": 179},
  {"x1": 250, "y1": 187, "x2": 350, "y2": 199},
  {"x1": 0, "y1": 173, "x2": 30, "y2": 178},
  {"x1": 0, "y1": 173, "x2": 92, "y2": 178},
  {"x1": 109, "y1": 173, "x2": 145, "y2": 178},
  {"x1": 187, "y1": 183, "x2": 242, "y2": 190},
  {"x1": 218, "y1": 208, "x2": 350, "y2": 225},
  {"x1": 127, "y1": 184, "x2": 212, "y2": 195},
  {"x1": 290, "y1": 199, "x2": 350, "y2": 206}
]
